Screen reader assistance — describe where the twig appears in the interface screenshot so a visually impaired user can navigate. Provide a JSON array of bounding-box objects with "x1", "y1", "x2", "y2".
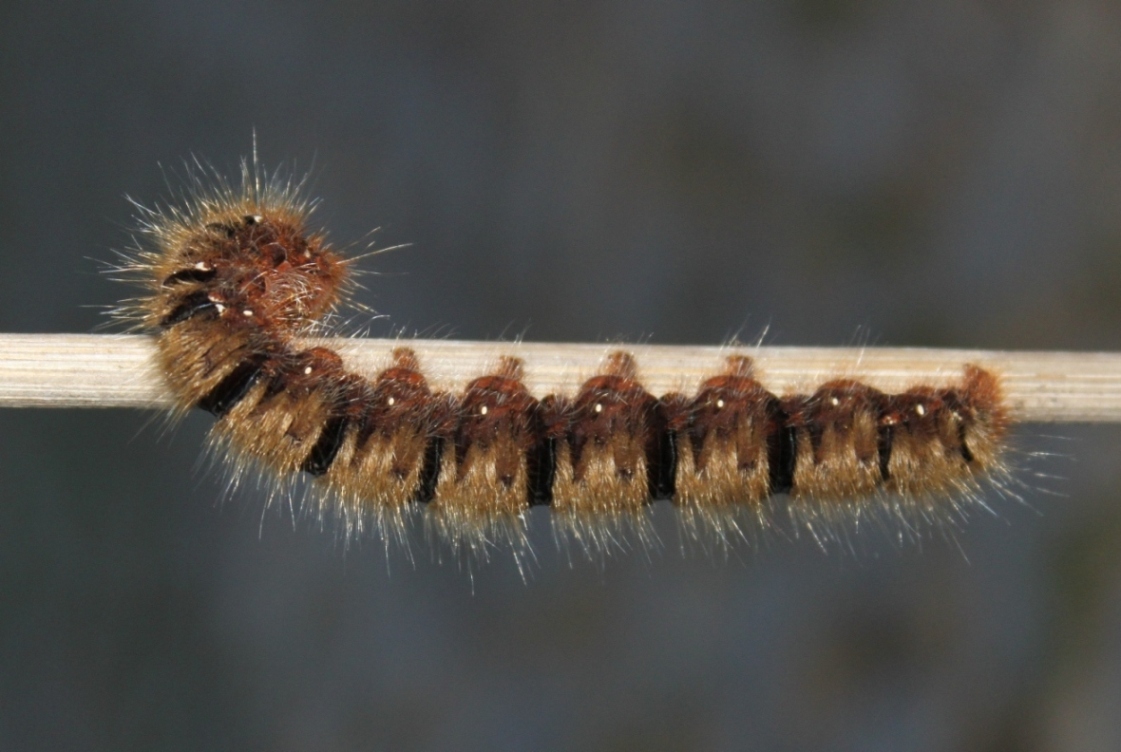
[{"x1": 0, "y1": 333, "x2": 1118, "y2": 422}]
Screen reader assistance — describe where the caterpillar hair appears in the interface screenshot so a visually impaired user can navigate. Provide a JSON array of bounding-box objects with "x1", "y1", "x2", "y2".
[{"x1": 11, "y1": 156, "x2": 1119, "y2": 562}]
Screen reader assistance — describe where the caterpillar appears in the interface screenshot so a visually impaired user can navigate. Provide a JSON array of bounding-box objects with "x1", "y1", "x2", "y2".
[{"x1": 117, "y1": 159, "x2": 1011, "y2": 559}]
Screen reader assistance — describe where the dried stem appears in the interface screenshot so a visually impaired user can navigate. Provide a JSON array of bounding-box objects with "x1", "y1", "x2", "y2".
[{"x1": 0, "y1": 333, "x2": 1118, "y2": 423}]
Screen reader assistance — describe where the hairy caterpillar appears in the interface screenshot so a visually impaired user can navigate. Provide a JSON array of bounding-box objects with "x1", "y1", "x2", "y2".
[{"x1": 116, "y1": 158, "x2": 1011, "y2": 559}]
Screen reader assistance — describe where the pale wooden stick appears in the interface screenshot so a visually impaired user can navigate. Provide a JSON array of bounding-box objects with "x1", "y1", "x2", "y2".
[{"x1": 1, "y1": 333, "x2": 1119, "y2": 422}]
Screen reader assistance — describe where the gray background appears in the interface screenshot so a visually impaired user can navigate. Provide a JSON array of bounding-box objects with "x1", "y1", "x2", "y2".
[{"x1": 3, "y1": 1, "x2": 1121, "y2": 750}]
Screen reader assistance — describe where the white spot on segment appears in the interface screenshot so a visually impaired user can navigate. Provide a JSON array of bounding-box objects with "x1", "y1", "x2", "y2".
[
  {"x1": 251, "y1": 215, "x2": 263, "y2": 223},
  {"x1": 304, "y1": 366, "x2": 313, "y2": 375},
  {"x1": 213, "y1": 303, "x2": 226, "y2": 314},
  {"x1": 194, "y1": 262, "x2": 211, "y2": 271},
  {"x1": 594, "y1": 403, "x2": 603, "y2": 414},
  {"x1": 387, "y1": 396, "x2": 395, "y2": 406},
  {"x1": 916, "y1": 404, "x2": 926, "y2": 416},
  {"x1": 242, "y1": 309, "x2": 253, "y2": 317},
  {"x1": 480, "y1": 405, "x2": 489, "y2": 416},
  {"x1": 716, "y1": 399, "x2": 725, "y2": 409},
  {"x1": 830, "y1": 397, "x2": 840, "y2": 406}
]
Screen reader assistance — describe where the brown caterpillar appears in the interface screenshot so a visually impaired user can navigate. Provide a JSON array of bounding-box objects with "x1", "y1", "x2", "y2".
[{"x1": 117, "y1": 161, "x2": 1011, "y2": 558}]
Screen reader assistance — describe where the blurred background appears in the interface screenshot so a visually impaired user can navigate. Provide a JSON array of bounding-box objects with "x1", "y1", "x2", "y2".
[{"x1": 3, "y1": 0, "x2": 1121, "y2": 749}]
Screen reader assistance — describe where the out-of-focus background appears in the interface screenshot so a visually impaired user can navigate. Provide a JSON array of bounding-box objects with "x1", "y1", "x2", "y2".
[{"x1": 3, "y1": 1, "x2": 1121, "y2": 750}]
